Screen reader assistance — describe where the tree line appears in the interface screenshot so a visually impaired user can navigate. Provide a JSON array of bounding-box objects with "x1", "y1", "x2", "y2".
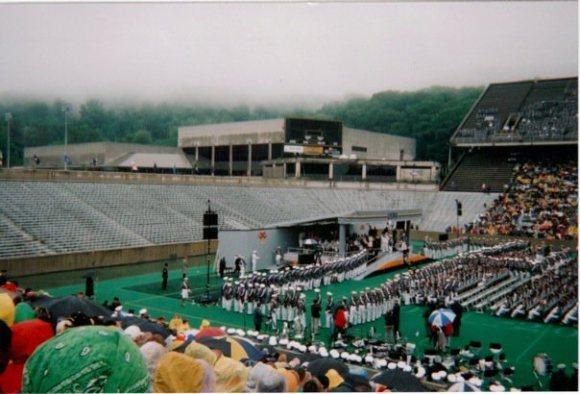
[{"x1": 0, "y1": 86, "x2": 482, "y2": 168}]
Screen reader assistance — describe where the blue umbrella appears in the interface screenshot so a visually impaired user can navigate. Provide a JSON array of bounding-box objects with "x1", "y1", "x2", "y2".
[{"x1": 428, "y1": 308, "x2": 456, "y2": 327}]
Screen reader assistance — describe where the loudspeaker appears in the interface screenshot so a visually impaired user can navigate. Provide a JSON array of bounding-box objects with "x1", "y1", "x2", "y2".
[
  {"x1": 203, "y1": 227, "x2": 218, "y2": 240},
  {"x1": 203, "y1": 212, "x2": 218, "y2": 227},
  {"x1": 298, "y1": 253, "x2": 315, "y2": 265},
  {"x1": 438, "y1": 233, "x2": 449, "y2": 241}
]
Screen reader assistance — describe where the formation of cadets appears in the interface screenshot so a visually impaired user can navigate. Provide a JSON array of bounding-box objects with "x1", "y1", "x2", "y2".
[
  {"x1": 422, "y1": 237, "x2": 470, "y2": 259},
  {"x1": 221, "y1": 239, "x2": 557, "y2": 345},
  {"x1": 220, "y1": 250, "x2": 368, "y2": 335}
]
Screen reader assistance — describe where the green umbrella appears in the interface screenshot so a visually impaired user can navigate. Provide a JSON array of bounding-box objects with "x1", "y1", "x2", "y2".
[
  {"x1": 14, "y1": 302, "x2": 36, "y2": 323},
  {"x1": 22, "y1": 326, "x2": 150, "y2": 393}
]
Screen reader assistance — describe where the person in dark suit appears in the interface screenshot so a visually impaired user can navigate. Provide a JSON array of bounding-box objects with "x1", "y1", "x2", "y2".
[
  {"x1": 85, "y1": 275, "x2": 94, "y2": 299},
  {"x1": 218, "y1": 257, "x2": 227, "y2": 278},
  {"x1": 384, "y1": 308, "x2": 396, "y2": 343},
  {"x1": 451, "y1": 299, "x2": 463, "y2": 336},
  {"x1": 254, "y1": 303, "x2": 263, "y2": 331},
  {"x1": 550, "y1": 364, "x2": 569, "y2": 391},
  {"x1": 162, "y1": 263, "x2": 168, "y2": 290},
  {"x1": 392, "y1": 299, "x2": 401, "y2": 340}
]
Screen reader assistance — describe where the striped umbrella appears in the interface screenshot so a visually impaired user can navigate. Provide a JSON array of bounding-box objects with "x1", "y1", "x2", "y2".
[
  {"x1": 428, "y1": 308, "x2": 456, "y2": 327},
  {"x1": 197, "y1": 336, "x2": 264, "y2": 361},
  {"x1": 449, "y1": 381, "x2": 480, "y2": 392}
]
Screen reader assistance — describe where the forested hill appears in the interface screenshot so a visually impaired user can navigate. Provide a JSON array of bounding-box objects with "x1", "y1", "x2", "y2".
[{"x1": 0, "y1": 86, "x2": 482, "y2": 166}]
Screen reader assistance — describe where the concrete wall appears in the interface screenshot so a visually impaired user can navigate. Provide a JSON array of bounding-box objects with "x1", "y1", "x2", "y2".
[
  {"x1": 398, "y1": 166, "x2": 440, "y2": 183},
  {"x1": 342, "y1": 127, "x2": 416, "y2": 161},
  {"x1": 217, "y1": 228, "x2": 297, "y2": 270},
  {"x1": 178, "y1": 119, "x2": 286, "y2": 147},
  {"x1": 24, "y1": 142, "x2": 181, "y2": 168},
  {"x1": 0, "y1": 168, "x2": 440, "y2": 191},
  {"x1": 2, "y1": 240, "x2": 217, "y2": 277}
]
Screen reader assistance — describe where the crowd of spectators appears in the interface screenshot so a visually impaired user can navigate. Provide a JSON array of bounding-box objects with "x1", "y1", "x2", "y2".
[
  {"x1": 467, "y1": 160, "x2": 578, "y2": 239},
  {"x1": 0, "y1": 237, "x2": 577, "y2": 393}
]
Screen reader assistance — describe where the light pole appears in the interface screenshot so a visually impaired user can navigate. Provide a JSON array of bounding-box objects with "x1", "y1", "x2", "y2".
[
  {"x1": 5, "y1": 113, "x2": 11, "y2": 168},
  {"x1": 63, "y1": 105, "x2": 70, "y2": 170}
]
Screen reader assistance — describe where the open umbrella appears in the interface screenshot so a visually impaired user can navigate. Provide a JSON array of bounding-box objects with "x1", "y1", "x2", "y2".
[
  {"x1": 428, "y1": 309, "x2": 456, "y2": 327},
  {"x1": 37, "y1": 295, "x2": 111, "y2": 325},
  {"x1": 27, "y1": 294, "x2": 54, "y2": 308},
  {"x1": 197, "y1": 336, "x2": 263, "y2": 361},
  {"x1": 306, "y1": 357, "x2": 349, "y2": 378},
  {"x1": 449, "y1": 381, "x2": 481, "y2": 392},
  {"x1": 117, "y1": 316, "x2": 171, "y2": 338},
  {"x1": 371, "y1": 370, "x2": 427, "y2": 392},
  {"x1": 195, "y1": 326, "x2": 226, "y2": 340},
  {"x1": 228, "y1": 336, "x2": 266, "y2": 361}
]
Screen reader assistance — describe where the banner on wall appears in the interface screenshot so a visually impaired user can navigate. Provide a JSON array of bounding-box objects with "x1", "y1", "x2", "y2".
[{"x1": 257, "y1": 230, "x2": 268, "y2": 244}]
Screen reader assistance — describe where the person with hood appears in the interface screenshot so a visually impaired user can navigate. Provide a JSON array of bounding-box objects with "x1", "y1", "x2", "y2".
[
  {"x1": 139, "y1": 341, "x2": 167, "y2": 379},
  {"x1": 185, "y1": 342, "x2": 249, "y2": 392},
  {"x1": 153, "y1": 352, "x2": 206, "y2": 393},
  {"x1": 0, "y1": 318, "x2": 54, "y2": 393},
  {"x1": 21, "y1": 326, "x2": 150, "y2": 393}
]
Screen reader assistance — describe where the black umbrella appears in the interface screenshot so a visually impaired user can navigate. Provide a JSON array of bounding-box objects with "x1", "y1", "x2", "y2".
[
  {"x1": 27, "y1": 294, "x2": 54, "y2": 308},
  {"x1": 117, "y1": 316, "x2": 171, "y2": 338},
  {"x1": 371, "y1": 370, "x2": 427, "y2": 392},
  {"x1": 37, "y1": 295, "x2": 111, "y2": 325},
  {"x1": 306, "y1": 357, "x2": 349, "y2": 378}
]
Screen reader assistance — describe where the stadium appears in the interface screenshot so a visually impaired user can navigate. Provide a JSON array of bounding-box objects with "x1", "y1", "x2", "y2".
[{"x1": 0, "y1": 74, "x2": 577, "y2": 393}]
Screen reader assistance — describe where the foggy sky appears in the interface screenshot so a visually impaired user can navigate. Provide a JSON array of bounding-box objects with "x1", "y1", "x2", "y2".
[{"x1": 0, "y1": 1, "x2": 577, "y2": 106}]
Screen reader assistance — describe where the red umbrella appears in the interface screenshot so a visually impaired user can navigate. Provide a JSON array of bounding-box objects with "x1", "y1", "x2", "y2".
[{"x1": 195, "y1": 326, "x2": 225, "y2": 340}]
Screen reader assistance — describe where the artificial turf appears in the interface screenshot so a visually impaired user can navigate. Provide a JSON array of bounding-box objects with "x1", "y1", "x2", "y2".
[{"x1": 32, "y1": 254, "x2": 578, "y2": 389}]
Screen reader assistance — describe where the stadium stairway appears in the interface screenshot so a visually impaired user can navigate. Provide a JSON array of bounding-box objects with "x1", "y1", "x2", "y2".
[{"x1": 442, "y1": 149, "x2": 515, "y2": 192}]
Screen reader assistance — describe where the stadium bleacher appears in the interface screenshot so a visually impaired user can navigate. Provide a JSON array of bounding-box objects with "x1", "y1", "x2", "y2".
[
  {"x1": 0, "y1": 181, "x2": 494, "y2": 259},
  {"x1": 452, "y1": 77, "x2": 577, "y2": 144},
  {"x1": 442, "y1": 149, "x2": 514, "y2": 192}
]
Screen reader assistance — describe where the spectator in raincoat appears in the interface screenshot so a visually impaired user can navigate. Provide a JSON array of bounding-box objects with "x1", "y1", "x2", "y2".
[
  {"x1": 21, "y1": 326, "x2": 150, "y2": 393},
  {"x1": 0, "y1": 318, "x2": 53, "y2": 393}
]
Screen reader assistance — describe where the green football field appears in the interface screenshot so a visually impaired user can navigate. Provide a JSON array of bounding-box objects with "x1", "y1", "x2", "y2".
[{"x1": 33, "y1": 255, "x2": 578, "y2": 389}]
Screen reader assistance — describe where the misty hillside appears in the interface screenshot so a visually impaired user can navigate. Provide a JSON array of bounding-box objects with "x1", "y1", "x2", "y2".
[{"x1": 0, "y1": 86, "x2": 482, "y2": 167}]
